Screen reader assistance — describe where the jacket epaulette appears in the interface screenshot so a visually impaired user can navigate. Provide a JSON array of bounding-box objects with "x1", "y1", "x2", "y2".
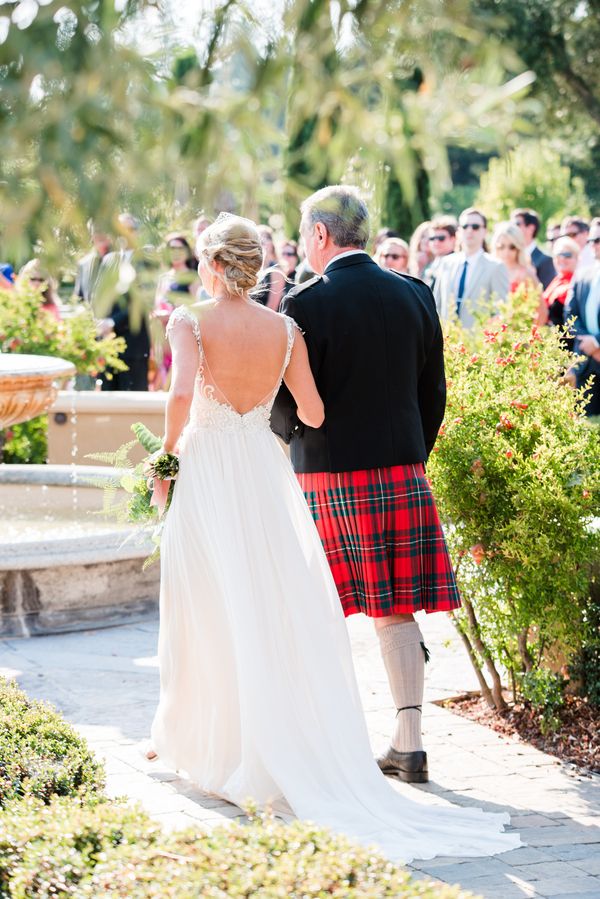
[{"x1": 288, "y1": 275, "x2": 322, "y2": 297}]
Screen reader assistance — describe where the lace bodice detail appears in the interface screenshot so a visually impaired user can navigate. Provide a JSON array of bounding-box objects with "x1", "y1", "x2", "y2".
[{"x1": 166, "y1": 305, "x2": 298, "y2": 433}]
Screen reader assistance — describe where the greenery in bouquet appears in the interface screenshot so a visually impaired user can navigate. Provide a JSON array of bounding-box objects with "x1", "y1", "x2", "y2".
[
  {"x1": 427, "y1": 285, "x2": 600, "y2": 714},
  {"x1": 88, "y1": 423, "x2": 176, "y2": 566}
]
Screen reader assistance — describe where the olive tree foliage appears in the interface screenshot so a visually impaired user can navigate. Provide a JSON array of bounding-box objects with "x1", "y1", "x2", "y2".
[
  {"x1": 0, "y1": 0, "x2": 535, "y2": 266},
  {"x1": 476, "y1": 142, "x2": 591, "y2": 229}
]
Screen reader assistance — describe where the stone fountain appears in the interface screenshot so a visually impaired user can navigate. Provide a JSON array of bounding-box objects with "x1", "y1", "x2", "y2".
[
  {"x1": 0, "y1": 353, "x2": 76, "y2": 431},
  {"x1": 0, "y1": 353, "x2": 159, "y2": 637}
]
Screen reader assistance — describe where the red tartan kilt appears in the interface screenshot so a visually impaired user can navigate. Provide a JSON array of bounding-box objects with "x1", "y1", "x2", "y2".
[{"x1": 298, "y1": 464, "x2": 461, "y2": 619}]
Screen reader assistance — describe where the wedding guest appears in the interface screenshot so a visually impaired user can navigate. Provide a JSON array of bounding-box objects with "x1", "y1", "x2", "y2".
[
  {"x1": 433, "y1": 207, "x2": 509, "y2": 329},
  {"x1": 565, "y1": 220, "x2": 600, "y2": 416},
  {"x1": 74, "y1": 222, "x2": 113, "y2": 303},
  {"x1": 254, "y1": 225, "x2": 286, "y2": 309},
  {"x1": 193, "y1": 214, "x2": 211, "y2": 241},
  {"x1": 491, "y1": 221, "x2": 539, "y2": 293},
  {"x1": 538, "y1": 236, "x2": 579, "y2": 334},
  {"x1": 561, "y1": 216, "x2": 593, "y2": 275},
  {"x1": 19, "y1": 259, "x2": 61, "y2": 321},
  {"x1": 279, "y1": 238, "x2": 299, "y2": 279},
  {"x1": 373, "y1": 227, "x2": 400, "y2": 253},
  {"x1": 376, "y1": 238, "x2": 409, "y2": 274},
  {"x1": 424, "y1": 216, "x2": 457, "y2": 288},
  {"x1": 95, "y1": 213, "x2": 151, "y2": 391},
  {"x1": 546, "y1": 223, "x2": 561, "y2": 253},
  {"x1": 511, "y1": 208, "x2": 555, "y2": 289},
  {"x1": 152, "y1": 233, "x2": 200, "y2": 390},
  {"x1": 0, "y1": 263, "x2": 15, "y2": 288},
  {"x1": 408, "y1": 221, "x2": 433, "y2": 278}
]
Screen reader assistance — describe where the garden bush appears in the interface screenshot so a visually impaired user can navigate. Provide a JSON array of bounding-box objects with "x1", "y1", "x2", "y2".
[
  {"x1": 0, "y1": 281, "x2": 126, "y2": 463},
  {"x1": 0, "y1": 678, "x2": 104, "y2": 806},
  {"x1": 0, "y1": 679, "x2": 478, "y2": 898},
  {"x1": 427, "y1": 287, "x2": 600, "y2": 711},
  {"x1": 0, "y1": 797, "x2": 477, "y2": 899}
]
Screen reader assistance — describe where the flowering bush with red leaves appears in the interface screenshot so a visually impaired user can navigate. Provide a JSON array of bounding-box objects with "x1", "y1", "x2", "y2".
[{"x1": 427, "y1": 286, "x2": 600, "y2": 708}]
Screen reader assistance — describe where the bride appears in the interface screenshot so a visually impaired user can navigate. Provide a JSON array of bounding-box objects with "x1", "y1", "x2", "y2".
[{"x1": 149, "y1": 213, "x2": 520, "y2": 864}]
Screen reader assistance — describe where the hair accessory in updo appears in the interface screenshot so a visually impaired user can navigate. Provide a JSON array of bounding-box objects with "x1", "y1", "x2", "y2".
[{"x1": 198, "y1": 213, "x2": 263, "y2": 297}]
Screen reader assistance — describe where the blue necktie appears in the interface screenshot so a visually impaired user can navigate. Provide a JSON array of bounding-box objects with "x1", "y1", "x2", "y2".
[{"x1": 456, "y1": 260, "x2": 468, "y2": 317}]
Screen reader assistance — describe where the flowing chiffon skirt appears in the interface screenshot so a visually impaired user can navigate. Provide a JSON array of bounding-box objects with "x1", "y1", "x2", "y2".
[{"x1": 151, "y1": 422, "x2": 521, "y2": 863}]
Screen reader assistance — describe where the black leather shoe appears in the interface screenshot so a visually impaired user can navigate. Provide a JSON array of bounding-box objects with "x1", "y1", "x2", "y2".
[{"x1": 376, "y1": 748, "x2": 428, "y2": 783}]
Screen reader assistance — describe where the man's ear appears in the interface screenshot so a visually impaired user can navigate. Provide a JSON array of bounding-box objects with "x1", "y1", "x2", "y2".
[{"x1": 315, "y1": 222, "x2": 328, "y2": 246}]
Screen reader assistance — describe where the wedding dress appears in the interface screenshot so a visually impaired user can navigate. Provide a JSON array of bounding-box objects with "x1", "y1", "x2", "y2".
[{"x1": 151, "y1": 304, "x2": 521, "y2": 864}]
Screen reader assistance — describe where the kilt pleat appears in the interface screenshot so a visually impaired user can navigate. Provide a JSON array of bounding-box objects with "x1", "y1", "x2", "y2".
[{"x1": 298, "y1": 464, "x2": 461, "y2": 618}]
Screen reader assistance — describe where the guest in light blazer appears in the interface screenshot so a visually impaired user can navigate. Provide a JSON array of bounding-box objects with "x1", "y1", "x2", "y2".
[
  {"x1": 566, "y1": 220, "x2": 600, "y2": 417},
  {"x1": 432, "y1": 208, "x2": 509, "y2": 330}
]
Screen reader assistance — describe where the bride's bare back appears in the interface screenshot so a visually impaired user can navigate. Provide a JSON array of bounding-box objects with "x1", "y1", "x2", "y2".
[
  {"x1": 163, "y1": 297, "x2": 323, "y2": 452},
  {"x1": 196, "y1": 300, "x2": 292, "y2": 414}
]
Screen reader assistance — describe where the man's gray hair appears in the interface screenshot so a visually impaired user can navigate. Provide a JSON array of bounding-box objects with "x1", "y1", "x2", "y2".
[{"x1": 301, "y1": 185, "x2": 369, "y2": 249}]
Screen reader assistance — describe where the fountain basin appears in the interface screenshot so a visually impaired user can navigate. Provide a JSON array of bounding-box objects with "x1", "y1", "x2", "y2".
[
  {"x1": 0, "y1": 354, "x2": 76, "y2": 429},
  {"x1": 0, "y1": 464, "x2": 159, "y2": 637}
]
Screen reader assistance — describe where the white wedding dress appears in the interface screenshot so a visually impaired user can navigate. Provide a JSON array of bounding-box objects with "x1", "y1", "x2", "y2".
[{"x1": 151, "y1": 305, "x2": 521, "y2": 864}]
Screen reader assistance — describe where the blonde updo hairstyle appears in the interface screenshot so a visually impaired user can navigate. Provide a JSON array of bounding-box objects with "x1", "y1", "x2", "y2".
[{"x1": 197, "y1": 213, "x2": 263, "y2": 297}]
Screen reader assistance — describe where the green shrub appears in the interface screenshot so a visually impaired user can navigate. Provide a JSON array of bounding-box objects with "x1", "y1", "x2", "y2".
[
  {"x1": 0, "y1": 797, "x2": 477, "y2": 899},
  {"x1": 0, "y1": 678, "x2": 104, "y2": 807},
  {"x1": 427, "y1": 287, "x2": 600, "y2": 709},
  {"x1": 520, "y1": 669, "x2": 565, "y2": 734},
  {"x1": 1, "y1": 417, "x2": 48, "y2": 465}
]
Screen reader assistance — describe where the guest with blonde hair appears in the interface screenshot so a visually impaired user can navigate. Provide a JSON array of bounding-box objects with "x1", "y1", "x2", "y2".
[
  {"x1": 19, "y1": 259, "x2": 61, "y2": 321},
  {"x1": 491, "y1": 221, "x2": 539, "y2": 293},
  {"x1": 376, "y1": 237, "x2": 409, "y2": 274},
  {"x1": 408, "y1": 221, "x2": 433, "y2": 278},
  {"x1": 538, "y1": 236, "x2": 579, "y2": 336}
]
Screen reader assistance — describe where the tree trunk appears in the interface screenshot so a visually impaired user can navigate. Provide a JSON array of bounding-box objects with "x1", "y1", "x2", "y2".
[
  {"x1": 462, "y1": 597, "x2": 508, "y2": 710},
  {"x1": 518, "y1": 628, "x2": 534, "y2": 673},
  {"x1": 453, "y1": 616, "x2": 496, "y2": 709}
]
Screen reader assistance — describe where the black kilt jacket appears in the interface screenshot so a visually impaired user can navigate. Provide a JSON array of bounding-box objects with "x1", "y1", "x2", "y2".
[{"x1": 270, "y1": 252, "x2": 446, "y2": 473}]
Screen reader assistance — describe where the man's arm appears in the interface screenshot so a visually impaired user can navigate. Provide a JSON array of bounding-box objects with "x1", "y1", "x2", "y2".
[{"x1": 418, "y1": 317, "x2": 446, "y2": 458}]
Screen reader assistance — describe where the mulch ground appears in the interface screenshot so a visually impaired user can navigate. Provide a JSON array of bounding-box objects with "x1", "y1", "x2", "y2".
[{"x1": 441, "y1": 693, "x2": 600, "y2": 775}]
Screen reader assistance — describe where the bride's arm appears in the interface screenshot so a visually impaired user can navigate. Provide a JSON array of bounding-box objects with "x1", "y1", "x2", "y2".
[
  {"x1": 283, "y1": 331, "x2": 324, "y2": 429},
  {"x1": 163, "y1": 322, "x2": 199, "y2": 452}
]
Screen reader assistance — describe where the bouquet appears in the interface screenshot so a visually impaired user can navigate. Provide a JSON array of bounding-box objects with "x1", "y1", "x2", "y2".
[{"x1": 87, "y1": 422, "x2": 178, "y2": 565}]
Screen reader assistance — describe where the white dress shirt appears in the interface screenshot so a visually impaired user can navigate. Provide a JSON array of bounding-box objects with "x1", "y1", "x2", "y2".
[{"x1": 324, "y1": 250, "x2": 367, "y2": 272}]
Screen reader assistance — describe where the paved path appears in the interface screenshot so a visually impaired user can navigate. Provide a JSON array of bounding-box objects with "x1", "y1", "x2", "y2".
[{"x1": 2, "y1": 612, "x2": 599, "y2": 899}]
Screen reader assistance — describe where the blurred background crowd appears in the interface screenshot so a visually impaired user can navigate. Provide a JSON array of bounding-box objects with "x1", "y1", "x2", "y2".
[{"x1": 1, "y1": 203, "x2": 598, "y2": 416}]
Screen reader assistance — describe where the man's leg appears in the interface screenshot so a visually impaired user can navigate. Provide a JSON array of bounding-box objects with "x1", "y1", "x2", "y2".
[{"x1": 374, "y1": 613, "x2": 429, "y2": 781}]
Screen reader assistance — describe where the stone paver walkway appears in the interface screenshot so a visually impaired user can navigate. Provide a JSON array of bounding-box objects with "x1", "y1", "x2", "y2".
[{"x1": 2, "y1": 612, "x2": 599, "y2": 899}]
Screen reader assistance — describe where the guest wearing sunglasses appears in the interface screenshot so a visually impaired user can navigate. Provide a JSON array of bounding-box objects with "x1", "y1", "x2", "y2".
[
  {"x1": 424, "y1": 216, "x2": 457, "y2": 289},
  {"x1": 375, "y1": 238, "x2": 409, "y2": 274},
  {"x1": 546, "y1": 223, "x2": 561, "y2": 253},
  {"x1": 561, "y1": 216, "x2": 593, "y2": 276},
  {"x1": 432, "y1": 207, "x2": 509, "y2": 329},
  {"x1": 491, "y1": 222, "x2": 539, "y2": 294},
  {"x1": 18, "y1": 259, "x2": 61, "y2": 321},
  {"x1": 511, "y1": 208, "x2": 556, "y2": 289},
  {"x1": 279, "y1": 239, "x2": 299, "y2": 277},
  {"x1": 538, "y1": 237, "x2": 579, "y2": 340},
  {"x1": 565, "y1": 221, "x2": 600, "y2": 416}
]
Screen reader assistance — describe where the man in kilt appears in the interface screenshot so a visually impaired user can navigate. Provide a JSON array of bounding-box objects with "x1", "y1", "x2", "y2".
[{"x1": 271, "y1": 185, "x2": 460, "y2": 783}]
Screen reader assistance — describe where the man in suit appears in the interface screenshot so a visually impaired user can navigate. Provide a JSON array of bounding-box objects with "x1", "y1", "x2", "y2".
[
  {"x1": 511, "y1": 208, "x2": 556, "y2": 289},
  {"x1": 433, "y1": 207, "x2": 509, "y2": 329},
  {"x1": 423, "y1": 215, "x2": 457, "y2": 291},
  {"x1": 94, "y1": 213, "x2": 151, "y2": 392},
  {"x1": 74, "y1": 222, "x2": 113, "y2": 303},
  {"x1": 561, "y1": 215, "x2": 593, "y2": 276},
  {"x1": 272, "y1": 185, "x2": 460, "y2": 783},
  {"x1": 566, "y1": 220, "x2": 600, "y2": 417}
]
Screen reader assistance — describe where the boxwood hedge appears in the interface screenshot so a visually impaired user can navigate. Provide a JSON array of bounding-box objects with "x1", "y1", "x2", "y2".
[{"x1": 0, "y1": 678, "x2": 478, "y2": 898}]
